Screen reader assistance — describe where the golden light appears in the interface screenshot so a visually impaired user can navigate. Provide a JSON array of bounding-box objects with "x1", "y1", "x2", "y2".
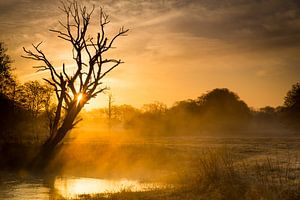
[
  {"x1": 54, "y1": 177, "x2": 156, "y2": 198},
  {"x1": 77, "y1": 93, "x2": 83, "y2": 106}
]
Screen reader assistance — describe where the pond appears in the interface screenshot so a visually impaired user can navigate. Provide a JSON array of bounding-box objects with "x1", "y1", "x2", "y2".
[{"x1": 0, "y1": 174, "x2": 165, "y2": 199}]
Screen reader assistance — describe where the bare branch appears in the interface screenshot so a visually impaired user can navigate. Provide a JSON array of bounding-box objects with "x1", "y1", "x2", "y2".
[{"x1": 22, "y1": 0, "x2": 128, "y2": 148}]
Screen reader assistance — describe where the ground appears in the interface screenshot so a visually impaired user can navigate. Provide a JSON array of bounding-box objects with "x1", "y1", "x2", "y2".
[
  {"x1": 53, "y1": 136, "x2": 300, "y2": 199},
  {"x1": 1, "y1": 136, "x2": 300, "y2": 199}
]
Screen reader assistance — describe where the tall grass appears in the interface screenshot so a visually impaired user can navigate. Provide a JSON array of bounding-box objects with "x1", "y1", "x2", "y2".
[
  {"x1": 69, "y1": 148, "x2": 300, "y2": 200},
  {"x1": 179, "y1": 148, "x2": 300, "y2": 200}
]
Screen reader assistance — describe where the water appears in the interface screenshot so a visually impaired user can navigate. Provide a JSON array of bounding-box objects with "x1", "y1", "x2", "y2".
[
  {"x1": 0, "y1": 176, "x2": 51, "y2": 200},
  {"x1": 0, "y1": 174, "x2": 164, "y2": 199},
  {"x1": 55, "y1": 177, "x2": 162, "y2": 198}
]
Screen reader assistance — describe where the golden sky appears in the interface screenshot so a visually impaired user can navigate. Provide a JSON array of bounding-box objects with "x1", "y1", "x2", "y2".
[{"x1": 1, "y1": 0, "x2": 300, "y2": 109}]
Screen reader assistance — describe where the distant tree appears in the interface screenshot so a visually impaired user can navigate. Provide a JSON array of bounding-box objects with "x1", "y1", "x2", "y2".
[
  {"x1": 17, "y1": 81, "x2": 52, "y2": 118},
  {"x1": 0, "y1": 90, "x2": 30, "y2": 143},
  {"x1": 115, "y1": 104, "x2": 140, "y2": 123},
  {"x1": 170, "y1": 99, "x2": 199, "y2": 115},
  {"x1": 259, "y1": 106, "x2": 276, "y2": 114},
  {"x1": 101, "y1": 103, "x2": 140, "y2": 129},
  {"x1": 22, "y1": 1, "x2": 128, "y2": 168},
  {"x1": 0, "y1": 42, "x2": 15, "y2": 97},
  {"x1": 166, "y1": 100, "x2": 200, "y2": 134},
  {"x1": 251, "y1": 106, "x2": 283, "y2": 134},
  {"x1": 197, "y1": 88, "x2": 251, "y2": 132},
  {"x1": 198, "y1": 88, "x2": 250, "y2": 116},
  {"x1": 10, "y1": 81, "x2": 53, "y2": 142},
  {"x1": 0, "y1": 94, "x2": 15, "y2": 141},
  {"x1": 142, "y1": 102, "x2": 167, "y2": 114},
  {"x1": 103, "y1": 94, "x2": 138, "y2": 128},
  {"x1": 283, "y1": 82, "x2": 300, "y2": 131},
  {"x1": 129, "y1": 102, "x2": 168, "y2": 135},
  {"x1": 284, "y1": 83, "x2": 300, "y2": 109},
  {"x1": 0, "y1": 42, "x2": 19, "y2": 141},
  {"x1": 106, "y1": 93, "x2": 114, "y2": 130},
  {"x1": 0, "y1": 42, "x2": 12, "y2": 79},
  {"x1": 256, "y1": 106, "x2": 277, "y2": 121}
]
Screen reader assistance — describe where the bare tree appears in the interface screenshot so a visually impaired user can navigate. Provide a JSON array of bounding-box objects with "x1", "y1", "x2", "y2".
[
  {"x1": 17, "y1": 81, "x2": 52, "y2": 118},
  {"x1": 16, "y1": 81, "x2": 53, "y2": 142},
  {"x1": 22, "y1": 0, "x2": 128, "y2": 167},
  {"x1": 107, "y1": 92, "x2": 114, "y2": 130}
]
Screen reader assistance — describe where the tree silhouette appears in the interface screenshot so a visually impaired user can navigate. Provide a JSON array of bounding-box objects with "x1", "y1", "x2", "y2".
[
  {"x1": 106, "y1": 92, "x2": 114, "y2": 130},
  {"x1": 284, "y1": 83, "x2": 300, "y2": 109},
  {"x1": 283, "y1": 82, "x2": 300, "y2": 131},
  {"x1": 22, "y1": 0, "x2": 128, "y2": 168},
  {"x1": 196, "y1": 88, "x2": 251, "y2": 132},
  {"x1": 17, "y1": 81, "x2": 52, "y2": 118},
  {"x1": 0, "y1": 42, "x2": 15, "y2": 97}
]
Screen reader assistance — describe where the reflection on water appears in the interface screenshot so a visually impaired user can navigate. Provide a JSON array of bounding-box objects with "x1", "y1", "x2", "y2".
[
  {"x1": 55, "y1": 177, "x2": 161, "y2": 198},
  {"x1": 0, "y1": 176, "x2": 50, "y2": 200},
  {"x1": 0, "y1": 174, "x2": 164, "y2": 199}
]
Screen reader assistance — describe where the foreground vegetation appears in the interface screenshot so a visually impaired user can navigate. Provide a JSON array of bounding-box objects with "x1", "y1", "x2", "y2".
[
  {"x1": 0, "y1": 137, "x2": 299, "y2": 199},
  {"x1": 71, "y1": 151, "x2": 300, "y2": 200},
  {"x1": 40, "y1": 137, "x2": 299, "y2": 200},
  {"x1": 65, "y1": 151, "x2": 300, "y2": 200}
]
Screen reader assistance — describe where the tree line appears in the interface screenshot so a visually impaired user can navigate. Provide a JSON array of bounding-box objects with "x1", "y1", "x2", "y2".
[
  {"x1": 1, "y1": 41, "x2": 300, "y2": 142},
  {"x1": 0, "y1": 42, "x2": 54, "y2": 143},
  {"x1": 83, "y1": 87, "x2": 300, "y2": 137}
]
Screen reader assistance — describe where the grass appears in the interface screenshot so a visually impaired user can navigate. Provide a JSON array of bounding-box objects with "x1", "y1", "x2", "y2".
[
  {"x1": 57, "y1": 142, "x2": 300, "y2": 200},
  {"x1": 2, "y1": 137, "x2": 300, "y2": 200},
  {"x1": 178, "y1": 148, "x2": 300, "y2": 200}
]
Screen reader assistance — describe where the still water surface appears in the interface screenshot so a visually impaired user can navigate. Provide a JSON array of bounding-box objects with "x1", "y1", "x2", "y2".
[{"x1": 0, "y1": 174, "x2": 163, "y2": 199}]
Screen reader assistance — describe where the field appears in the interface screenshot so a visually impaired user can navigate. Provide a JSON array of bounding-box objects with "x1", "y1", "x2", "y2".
[
  {"x1": 1, "y1": 136, "x2": 300, "y2": 199},
  {"x1": 42, "y1": 136, "x2": 299, "y2": 200}
]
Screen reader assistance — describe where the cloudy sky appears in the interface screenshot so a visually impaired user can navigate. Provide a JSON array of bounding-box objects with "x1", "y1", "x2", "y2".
[{"x1": 1, "y1": 0, "x2": 300, "y2": 109}]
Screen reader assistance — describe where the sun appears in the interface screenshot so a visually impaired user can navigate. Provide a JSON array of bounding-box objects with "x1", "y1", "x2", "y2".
[{"x1": 77, "y1": 93, "x2": 83, "y2": 105}]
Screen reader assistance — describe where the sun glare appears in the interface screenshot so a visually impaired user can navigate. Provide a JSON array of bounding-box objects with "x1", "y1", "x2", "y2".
[
  {"x1": 77, "y1": 93, "x2": 83, "y2": 105},
  {"x1": 54, "y1": 177, "x2": 154, "y2": 198}
]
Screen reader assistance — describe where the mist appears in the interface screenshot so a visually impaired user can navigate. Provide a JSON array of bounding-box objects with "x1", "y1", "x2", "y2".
[{"x1": 1, "y1": 0, "x2": 300, "y2": 198}]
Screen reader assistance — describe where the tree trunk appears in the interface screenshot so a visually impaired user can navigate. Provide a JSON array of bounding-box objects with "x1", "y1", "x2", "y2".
[
  {"x1": 22, "y1": 0, "x2": 128, "y2": 174},
  {"x1": 28, "y1": 111, "x2": 77, "y2": 173}
]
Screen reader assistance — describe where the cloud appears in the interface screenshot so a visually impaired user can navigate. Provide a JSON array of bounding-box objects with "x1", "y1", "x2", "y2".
[
  {"x1": 0, "y1": 0, "x2": 300, "y2": 108},
  {"x1": 2, "y1": 0, "x2": 300, "y2": 50}
]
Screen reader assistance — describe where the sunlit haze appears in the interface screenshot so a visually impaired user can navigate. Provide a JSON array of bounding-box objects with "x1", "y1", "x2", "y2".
[{"x1": 77, "y1": 93, "x2": 83, "y2": 106}]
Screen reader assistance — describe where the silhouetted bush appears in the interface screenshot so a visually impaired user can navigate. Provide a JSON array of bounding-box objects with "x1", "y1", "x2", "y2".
[{"x1": 282, "y1": 82, "x2": 300, "y2": 132}]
